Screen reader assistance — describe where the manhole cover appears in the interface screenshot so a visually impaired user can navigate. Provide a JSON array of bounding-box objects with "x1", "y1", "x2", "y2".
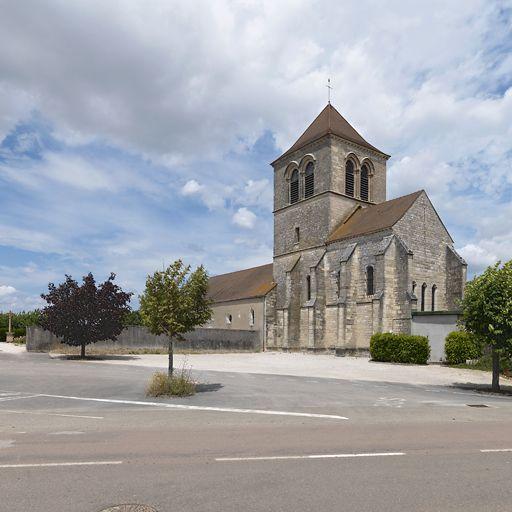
[
  {"x1": 99, "y1": 506, "x2": 158, "y2": 512},
  {"x1": 466, "y1": 404, "x2": 489, "y2": 408}
]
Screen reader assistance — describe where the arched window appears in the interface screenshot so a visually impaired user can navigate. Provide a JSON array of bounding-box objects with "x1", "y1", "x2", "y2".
[
  {"x1": 431, "y1": 285, "x2": 437, "y2": 311},
  {"x1": 360, "y1": 164, "x2": 369, "y2": 201},
  {"x1": 249, "y1": 308, "x2": 255, "y2": 326},
  {"x1": 336, "y1": 270, "x2": 341, "y2": 298},
  {"x1": 304, "y1": 161, "x2": 314, "y2": 198},
  {"x1": 421, "y1": 283, "x2": 427, "y2": 311},
  {"x1": 226, "y1": 314, "x2": 232, "y2": 325},
  {"x1": 306, "y1": 275, "x2": 311, "y2": 301},
  {"x1": 366, "y1": 266, "x2": 374, "y2": 295},
  {"x1": 290, "y1": 169, "x2": 299, "y2": 204},
  {"x1": 345, "y1": 160, "x2": 355, "y2": 197},
  {"x1": 412, "y1": 281, "x2": 417, "y2": 295}
]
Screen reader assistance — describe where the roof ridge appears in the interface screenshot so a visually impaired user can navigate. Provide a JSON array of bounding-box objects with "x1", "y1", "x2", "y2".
[{"x1": 210, "y1": 262, "x2": 272, "y2": 279}]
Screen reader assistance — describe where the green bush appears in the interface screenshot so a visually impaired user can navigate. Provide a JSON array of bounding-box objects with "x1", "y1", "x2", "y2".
[
  {"x1": 146, "y1": 369, "x2": 196, "y2": 397},
  {"x1": 445, "y1": 331, "x2": 481, "y2": 364},
  {"x1": 370, "y1": 332, "x2": 430, "y2": 364}
]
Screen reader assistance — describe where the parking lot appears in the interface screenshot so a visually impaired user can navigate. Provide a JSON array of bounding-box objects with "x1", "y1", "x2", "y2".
[{"x1": 1, "y1": 349, "x2": 512, "y2": 512}]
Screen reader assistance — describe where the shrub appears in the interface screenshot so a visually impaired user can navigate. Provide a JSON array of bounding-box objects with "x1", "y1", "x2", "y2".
[
  {"x1": 445, "y1": 331, "x2": 481, "y2": 365},
  {"x1": 370, "y1": 332, "x2": 430, "y2": 364},
  {"x1": 146, "y1": 369, "x2": 196, "y2": 397},
  {"x1": 13, "y1": 336, "x2": 26, "y2": 345}
]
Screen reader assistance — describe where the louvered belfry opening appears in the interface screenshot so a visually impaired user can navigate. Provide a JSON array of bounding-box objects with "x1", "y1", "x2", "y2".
[
  {"x1": 304, "y1": 162, "x2": 314, "y2": 198},
  {"x1": 345, "y1": 160, "x2": 355, "y2": 196},
  {"x1": 290, "y1": 169, "x2": 299, "y2": 204},
  {"x1": 360, "y1": 164, "x2": 369, "y2": 201}
]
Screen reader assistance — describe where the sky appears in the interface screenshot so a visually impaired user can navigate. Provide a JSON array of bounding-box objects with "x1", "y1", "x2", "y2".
[{"x1": 0, "y1": 0, "x2": 511, "y2": 311}]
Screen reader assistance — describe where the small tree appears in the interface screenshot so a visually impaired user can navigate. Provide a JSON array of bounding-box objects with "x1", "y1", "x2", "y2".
[
  {"x1": 139, "y1": 260, "x2": 212, "y2": 376},
  {"x1": 40, "y1": 273, "x2": 132, "y2": 358},
  {"x1": 460, "y1": 260, "x2": 512, "y2": 391}
]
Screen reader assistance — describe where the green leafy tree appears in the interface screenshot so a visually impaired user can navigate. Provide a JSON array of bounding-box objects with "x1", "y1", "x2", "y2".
[
  {"x1": 40, "y1": 273, "x2": 132, "y2": 358},
  {"x1": 460, "y1": 260, "x2": 512, "y2": 391},
  {"x1": 139, "y1": 260, "x2": 212, "y2": 376}
]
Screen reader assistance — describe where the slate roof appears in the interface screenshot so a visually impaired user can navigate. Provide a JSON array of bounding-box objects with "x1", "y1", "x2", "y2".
[
  {"x1": 208, "y1": 263, "x2": 275, "y2": 303},
  {"x1": 327, "y1": 190, "x2": 423, "y2": 243},
  {"x1": 273, "y1": 104, "x2": 388, "y2": 164}
]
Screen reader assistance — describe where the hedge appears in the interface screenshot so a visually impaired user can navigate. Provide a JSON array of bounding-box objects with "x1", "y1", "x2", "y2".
[
  {"x1": 370, "y1": 332, "x2": 430, "y2": 364},
  {"x1": 0, "y1": 327, "x2": 25, "y2": 341},
  {"x1": 444, "y1": 331, "x2": 481, "y2": 365}
]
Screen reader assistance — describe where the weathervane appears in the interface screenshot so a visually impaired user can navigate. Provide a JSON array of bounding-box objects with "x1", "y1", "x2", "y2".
[{"x1": 326, "y1": 78, "x2": 333, "y2": 104}]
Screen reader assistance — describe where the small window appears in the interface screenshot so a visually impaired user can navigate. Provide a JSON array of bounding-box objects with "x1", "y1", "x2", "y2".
[
  {"x1": 336, "y1": 270, "x2": 341, "y2": 298},
  {"x1": 294, "y1": 227, "x2": 300, "y2": 244},
  {"x1": 290, "y1": 169, "x2": 299, "y2": 204},
  {"x1": 345, "y1": 160, "x2": 355, "y2": 197},
  {"x1": 306, "y1": 275, "x2": 311, "y2": 301},
  {"x1": 366, "y1": 266, "x2": 374, "y2": 295},
  {"x1": 226, "y1": 314, "x2": 232, "y2": 325},
  {"x1": 304, "y1": 162, "x2": 314, "y2": 198},
  {"x1": 431, "y1": 285, "x2": 437, "y2": 311},
  {"x1": 360, "y1": 164, "x2": 369, "y2": 201},
  {"x1": 421, "y1": 283, "x2": 427, "y2": 311},
  {"x1": 412, "y1": 281, "x2": 416, "y2": 294},
  {"x1": 249, "y1": 309, "x2": 255, "y2": 326}
]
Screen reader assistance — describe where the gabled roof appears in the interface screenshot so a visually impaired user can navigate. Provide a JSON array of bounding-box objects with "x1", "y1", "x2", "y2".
[
  {"x1": 327, "y1": 190, "x2": 423, "y2": 243},
  {"x1": 273, "y1": 103, "x2": 388, "y2": 164},
  {"x1": 208, "y1": 263, "x2": 275, "y2": 303}
]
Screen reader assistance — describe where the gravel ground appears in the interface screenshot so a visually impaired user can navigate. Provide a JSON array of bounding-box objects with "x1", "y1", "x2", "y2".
[{"x1": 37, "y1": 347, "x2": 512, "y2": 387}]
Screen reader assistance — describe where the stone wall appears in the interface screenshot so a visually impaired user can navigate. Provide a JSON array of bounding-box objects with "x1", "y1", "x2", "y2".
[{"x1": 26, "y1": 325, "x2": 261, "y2": 353}]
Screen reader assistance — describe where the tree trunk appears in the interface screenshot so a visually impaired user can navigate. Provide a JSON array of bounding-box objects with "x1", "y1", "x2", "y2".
[
  {"x1": 168, "y1": 338, "x2": 174, "y2": 377},
  {"x1": 491, "y1": 347, "x2": 500, "y2": 392},
  {"x1": 81, "y1": 342, "x2": 86, "y2": 359}
]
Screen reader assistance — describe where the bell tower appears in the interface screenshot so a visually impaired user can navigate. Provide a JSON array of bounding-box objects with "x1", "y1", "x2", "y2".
[{"x1": 271, "y1": 103, "x2": 390, "y2": 259}]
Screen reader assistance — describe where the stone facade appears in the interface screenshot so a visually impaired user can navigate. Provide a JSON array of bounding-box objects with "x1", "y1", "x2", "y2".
[{"x1": 266, "y1": 105, "x2": 466, "y2": 354}]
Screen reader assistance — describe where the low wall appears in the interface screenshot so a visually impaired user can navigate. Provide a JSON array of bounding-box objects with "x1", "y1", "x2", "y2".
[
  {"x1": 411, "y1": 311, "x2": 461, "y2": 362},
  {"x1": 26, "y1": 325, "x2": 261, "y2": 353}
]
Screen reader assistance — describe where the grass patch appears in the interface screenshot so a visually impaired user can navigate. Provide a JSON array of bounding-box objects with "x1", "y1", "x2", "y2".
[
  {"x1": 146, "y1": 368, "x2": 196, "y2": 397},
  {"x1": 450, "y1": 354, "x2": 512, "y2": 378},
  {"x1": 13, "y1": 336, "x2": 26, "y2": 345}
]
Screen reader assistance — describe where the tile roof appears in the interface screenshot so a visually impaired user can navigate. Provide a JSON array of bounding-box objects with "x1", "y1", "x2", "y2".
[
  {"x1": 273, "y1": 104, "x2": 388, "y2": 164},
  {"x1": 327, "y1": 190, "x2": 423, "y2": 243},
  {"x1": 208, "y1": 263, "x2": 275, "y2": 303}
]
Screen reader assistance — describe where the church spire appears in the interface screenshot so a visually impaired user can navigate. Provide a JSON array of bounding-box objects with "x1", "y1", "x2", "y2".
[{"x1": 272, "y1": 103, "x2": 389, "y2": 164}]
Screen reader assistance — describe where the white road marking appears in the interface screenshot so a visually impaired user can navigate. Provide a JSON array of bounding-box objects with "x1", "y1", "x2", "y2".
[
  {"x1": 216, "y1": 452, "x2": 405, "y2": 462},
  {"x1": 0, "y1": 461, "x2": 123, "y2": 469},
  {"x1": 480, "y1": 448, "x2": 512, "y2": 453},
  {"x1": 48, "y1": 431, "x2": 85, "y2": 435},
  {"x1": 0, "y1": 409, "x2": 104, "y2": 420},
  {"x1": 38, "y1": 393, "x2": 348, "y2": 420},
  {"x1": 0, "y1": 440, "x2": 15, "y2": 449},
  {"x1": 0, "y1": 394, "x2": 41, "y2": 402}
]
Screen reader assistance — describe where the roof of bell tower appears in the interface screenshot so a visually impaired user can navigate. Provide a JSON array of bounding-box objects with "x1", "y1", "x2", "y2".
[{"x1": 272, "y1": 103, "x2": 389, "y2": 164}]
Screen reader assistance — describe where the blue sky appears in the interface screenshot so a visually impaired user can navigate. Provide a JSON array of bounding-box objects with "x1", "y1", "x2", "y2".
[{"x1": 0, "y1": 0, "x2": 511, "y2": 311}]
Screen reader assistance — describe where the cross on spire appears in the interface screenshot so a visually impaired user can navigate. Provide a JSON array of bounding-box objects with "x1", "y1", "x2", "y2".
[{"x1": 326, "y1": 78, "x2": 333, "y2": 104}]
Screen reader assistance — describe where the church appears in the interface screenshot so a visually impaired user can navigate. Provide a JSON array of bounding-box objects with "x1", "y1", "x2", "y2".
[{"x1": 207, "y1": 103, "x2": 467, "y2": 354}]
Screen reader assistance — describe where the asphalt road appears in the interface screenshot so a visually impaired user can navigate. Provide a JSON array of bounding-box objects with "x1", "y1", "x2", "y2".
[{"x1": 1, "y1": 351, "x2": 512, "y2": 512}]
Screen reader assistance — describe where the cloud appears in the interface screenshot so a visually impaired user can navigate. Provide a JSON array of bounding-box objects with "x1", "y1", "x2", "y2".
[
  {"x1": 0, "y1": 285, "x2": 16, "y2": 297},
  {"x1": 232, "y1": 207, "x2": 257, "y2": 229},
  {"x1": 181, "y1": 179, "x2": 203, "y2": 196}
]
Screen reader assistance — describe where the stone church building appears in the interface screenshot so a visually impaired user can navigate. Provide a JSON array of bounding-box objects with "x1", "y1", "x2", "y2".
[{"x1": 207, "y1": 104, "x2": 467, "y2": 354}]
